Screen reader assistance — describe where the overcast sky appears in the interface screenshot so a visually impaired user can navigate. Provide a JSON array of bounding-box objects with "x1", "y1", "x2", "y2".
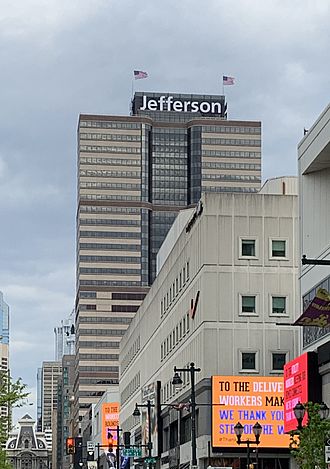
[{"x1": 1, "y1": 0, "x2": 329, "y2": 421}]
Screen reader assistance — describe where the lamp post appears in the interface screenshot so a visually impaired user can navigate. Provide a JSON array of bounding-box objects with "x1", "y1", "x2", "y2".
[
  {"x1": 172, "y1": 362, "x2": 201, "y2": 468},
  {"x1": 293, "y1": 401, "x2": 329, "y2": 429},
  {"x1": 293, "y1": 402, "x2": 306, "y2": 430},
  {"x1": 234, "y1": 422, "x2": 262, "y2": 469},
  {"x1": 133, "y1": 400, "x2": 154, "y2": 468}
]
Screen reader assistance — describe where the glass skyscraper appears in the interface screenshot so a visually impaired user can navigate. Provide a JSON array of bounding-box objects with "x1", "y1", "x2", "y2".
[{"x1": 75, "y1": 91, "x2": 262, "y2": 421}]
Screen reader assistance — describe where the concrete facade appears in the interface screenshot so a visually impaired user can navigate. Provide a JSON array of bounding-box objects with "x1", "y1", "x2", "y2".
[
  {"x1": 298, "y1": 102, "x2": 330, "y2": 402},
  {"x1": 119, "y1": 182, "x2": 300, "y2": 469}
]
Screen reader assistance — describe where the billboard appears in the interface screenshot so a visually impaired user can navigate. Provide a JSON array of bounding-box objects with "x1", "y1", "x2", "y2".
[
  {"x1": 283, "y1": 352, "x2": 321, "y2": 432},
  {"x1": 101, "y1": 402, "x2": 120, "y2": 447},
  {"x1": 212, "y1": 376, "x2": 290, "y2": 448}
]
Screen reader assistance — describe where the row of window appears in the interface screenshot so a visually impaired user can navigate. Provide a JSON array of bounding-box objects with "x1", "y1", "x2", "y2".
[
  {"x1": 79, "y1": 365, "x2": 119, "y2": 372},
  {"x1": 79, "y1": 328, "x2": 126, "y2": 336},
  {"x1": 79, "y1": 231, "x2": 140, "y2": 239},
  {"x1": 79, "y1": 353, "x2": 119, "y2": 360},
  {"x1": 161, "y1": 313, "x2": 190, "y2": 361},
  {"x1": 80, "y1": 157, "x2": 141, "y2": 166},
  {"x1": 202, "y1": 138, "x2": 261, "y2": 147},
  {"x1": 80, "y1": 267, "x2": 140, "y2": 275},
  {"x1": 121, "y1": 372, "x2": 140, "y2": 405},
  {"x1": 202, "y1": 174, "x2": 261, "y2": 182},
  {"x1": 80, "y1": 205, "x2": 140, "y2": 214},
  {"x1": 79, "y1": 280, "x2": 141, "y2": 287},
  {"x1": 80, "y1": 145, "x2": 140, "y2": 154},
  {"x1": 79, "y1": 291, "x2": 97, "y2": 298},
  {"x1": 81, "y1": 181, "x2": 140, "y2": 190},
  {"x1": 79, "y1": 316, "x2": 132, "y2": 324},
  {"x1": 112, "y1": 305, "x2": 139, "y2": 313},
  {"x1": 153, "y1": 169, "x2": 187, "y2": 177},
  {"x1": 240, "y1": 295, "x2": 287, "y2": 316},
  {"x1": 80, "y1": 170, "x2": 141, "y2": 178},
  {"x1": 80, "y1": 255, "x2": 140, "y2": 263},
  {"x1": 80, "y1": 194, "x2": 141, "y2": 202},
  {"x1": 240, "y1": 238, "x2": 287, "y2": 259},
  {"x1": 202, "y1": 162, "x2": 261, "y2": 171},
  {"x1": 202, "y1": 125, "x2": 261, "y2": 134},
  {"x1": 121, "y1": 336, "x2": 141, "y2": 375},
  {"x1": 202, "y1": 150, "x2": 261, "y2": 158},
  {"x1": 79, "y1": 219, "x2": 140, "y2": 227},
  {"x1": 79, "y1": 341, "x2": 120, "y2": 348},
  {"x1": 161, "y1": 261, "x2": 190, "y2": 317},
  {"x1": 80, "y1": 121, "x2": 141, "y2": 129},
  {"x1": 79, "y1": 243, "x2": 140, "y2": 251},
  {"x1": 202, "y1": 186, "x2": 259, "y2": 193},
  {"x1": 79, "y1": 378, "x2": 118, "y2": 385},
  {"x1": 240, "y1": 351, "x2": 287, "y2": 372},
  {"x1": 112, "y1": 292, "x2": 146, "y2": 301},
  {"x1": 80, "y1": 133, "x2": 141, "y2": 142}
]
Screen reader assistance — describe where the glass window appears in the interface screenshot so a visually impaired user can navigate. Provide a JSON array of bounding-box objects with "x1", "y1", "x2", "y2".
[
  {"x1": 241, "y1": 239, "x2": 256, "y2": 257},
  {"x1": 242, "y1": 352, "x2": 256, "y2": 370},
  {"x1": 272, "y1": 296, "x2": 286, "y2": 315},
  {"x1": 272, "y1": 240, "x2": 286, "y2": 257},
  {"x1": 242, "y1": 296, "x2": 256, "y2": 314},
  {"x1": 272, "y1": 353, "x2": 286, "y2": 371}
]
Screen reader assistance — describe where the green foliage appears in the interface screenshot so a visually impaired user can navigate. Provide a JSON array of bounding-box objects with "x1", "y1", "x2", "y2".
[
  {"x1": 290, "y1": 402, "x2": 330, "y2": 469},
  {"x1": 0, "y1": 450, "x2": 13, "y2": 469},
  {"x1": 0, "y1": 371, "x2": 29, "y2": 468}
]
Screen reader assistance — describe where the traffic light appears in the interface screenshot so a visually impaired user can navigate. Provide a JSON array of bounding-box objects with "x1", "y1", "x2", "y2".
[
  {"x1": 123, "y1": 431, "x2": 131, "y2": 448},
  {"x1": 107, "y1": 429, "x2": 114, "y2": 450},
  {"x1": 66, "y1": 437, "x2": 75, "y2": 455}
]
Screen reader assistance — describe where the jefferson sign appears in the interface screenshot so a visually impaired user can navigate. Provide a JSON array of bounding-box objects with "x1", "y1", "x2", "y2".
[{"x1": 133, "y1": 93, "x2": 227, "y2": 117}]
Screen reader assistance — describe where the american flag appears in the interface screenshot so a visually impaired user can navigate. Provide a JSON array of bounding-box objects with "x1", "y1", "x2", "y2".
[
  {"x1": 223, "y1": 75, "x2": 235, "y2": 85},
  {"x1": 134, "y1": 70, "x2": 148, "y2": 80}
]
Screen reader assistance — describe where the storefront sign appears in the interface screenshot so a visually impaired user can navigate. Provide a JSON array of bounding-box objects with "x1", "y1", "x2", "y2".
[{"x1": 212, "y1": 376, "x2": 290, "y2": 448}]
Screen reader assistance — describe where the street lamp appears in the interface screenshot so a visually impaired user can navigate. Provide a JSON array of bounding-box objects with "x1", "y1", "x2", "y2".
[
  {"x1": 293, "y1": 402, "x2": 306, "y2": 430},
  {"x1": 172, "y1": 362, "x2": 201, "y2": 468},
  {"x1": 132, "y1": 400, "x2": 154, "y2": 467},
  {"x1": 234, "y1": 421, "x2": 262, "y2": 469},
  {"x1": 319, "y1": 402, "x2": 330, "y2": 420},
  {"x1": 293, "y1": 401, "x2": 330, "y2": 429}
]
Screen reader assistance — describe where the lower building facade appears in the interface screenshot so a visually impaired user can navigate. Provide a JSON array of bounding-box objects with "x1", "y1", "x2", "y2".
[
  {"x1": 119, "y1": 185, "x2": 300, "y2": 469},
  {"x1": 298, "y1": 102, "x2": 330, "y2": 403}
]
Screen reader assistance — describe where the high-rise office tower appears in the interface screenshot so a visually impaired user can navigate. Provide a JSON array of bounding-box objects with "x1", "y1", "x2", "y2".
[
  {"x1": 75, "y1": 91, "x2": 262, "y2": 419},
  {"x1": 37, "y1": 360, "x2": 62, "y2": 447},
  {"x1": 54, "y1": 311, "x2": 75, "y2": 360}
]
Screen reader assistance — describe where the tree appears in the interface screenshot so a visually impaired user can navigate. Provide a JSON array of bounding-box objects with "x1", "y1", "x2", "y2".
[
  {"x1": 0, "y1": 371, "x2": 29, "y2": 468},
  {"x1": 290, "y1": 402, "x2": 330, "y2": 469}
]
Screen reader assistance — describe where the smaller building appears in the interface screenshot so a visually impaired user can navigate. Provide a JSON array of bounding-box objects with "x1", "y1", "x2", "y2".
[{"x1": 6, "y1": 414, "x2": 49, "y2": 469}]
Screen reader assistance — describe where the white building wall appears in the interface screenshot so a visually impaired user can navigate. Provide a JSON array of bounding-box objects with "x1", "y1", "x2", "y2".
[
  {"x1": 119, "y1": 187, "x2": 299, "y2": 466},
  {"x1": 298, "y1": 103, "x2": 330, "y2": 400}
]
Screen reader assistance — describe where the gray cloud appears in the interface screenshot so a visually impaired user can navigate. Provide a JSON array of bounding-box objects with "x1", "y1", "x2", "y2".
[{"x1": 1, "y1": 0, "x2": 329, "y2": 420}]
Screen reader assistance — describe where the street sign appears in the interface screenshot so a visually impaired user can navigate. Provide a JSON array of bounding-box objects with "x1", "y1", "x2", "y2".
[
  {"x1": 122, "y1": 448, "x2": 142, "y2": 457},
  {"x1": 325, "y1": 446, "x2": 330, "y2": 464},
  {"x1": 145, "y1": 458, "x2": 157, "y2": 464},
  {"x1": 87, "y1": 441, "x2": 95, "y2": 452}
]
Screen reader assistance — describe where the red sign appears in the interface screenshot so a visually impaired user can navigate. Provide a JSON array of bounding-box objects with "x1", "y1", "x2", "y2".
[{"x1": 283, "y1": 354, "x2": 309, "y2": 432}]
